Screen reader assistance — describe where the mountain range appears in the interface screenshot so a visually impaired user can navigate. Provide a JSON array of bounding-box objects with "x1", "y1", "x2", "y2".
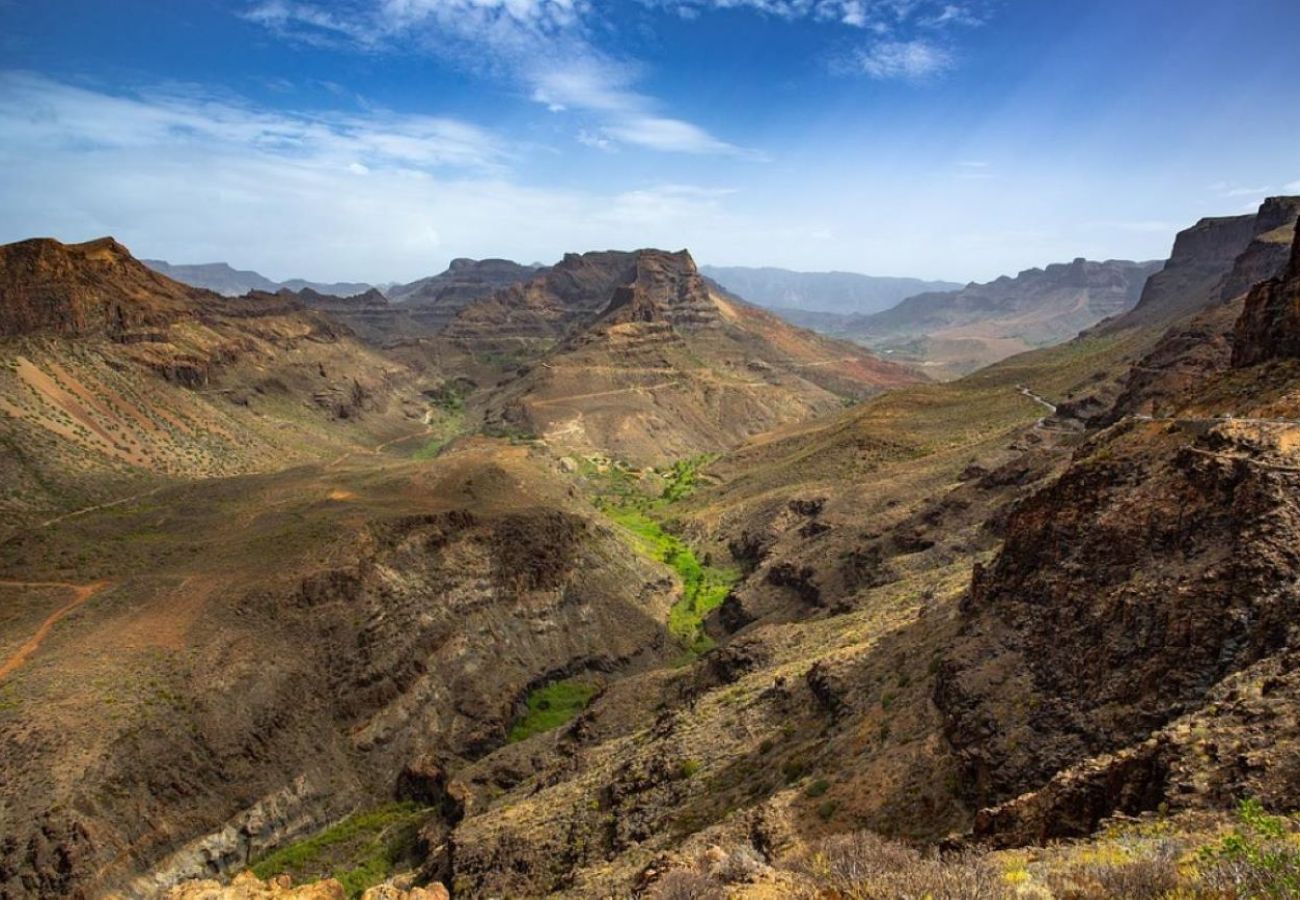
[
  {"x1": 142, "y1": 259, "x2": 375, "y2": 299},
  {"x1": 700, "y1": 265, "x2": 961, "y2": 316},
  {"x1": 3, "y1": 196, "x2": 1300, "y2": 899}
]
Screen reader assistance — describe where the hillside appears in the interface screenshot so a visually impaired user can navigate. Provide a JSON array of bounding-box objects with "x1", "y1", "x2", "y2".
[
  {"x1": 144, "y1": 259, "x2": 373, "y2": 299},
  {"x1": 701, "y1": 265, "x2": 961, "y2": 316},
  {"x1": 0, "y1": 238, "x2": 438, "y2": 533},
  {"x1": 842, "y1": 257, "x2": 1162, "y2": 378},
  {"x1": 6, "y1": 200, "x2": 1300, "y2": 900},
  {"x1": 465, "y1": 249, "x2": 924, "y2": 463}
]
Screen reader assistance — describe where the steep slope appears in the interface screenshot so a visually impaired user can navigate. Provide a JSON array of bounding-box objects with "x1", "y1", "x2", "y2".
[
  {"x1": 474, "y1": 249, "x2": 923, "y2": 464},
  {"x1": 700, "y1": 265, "x2": 961, "y2": 316},
  {"x1": 0, "y1": 238, "x2": 436, "y2": 531},
  {"x1": 289, "y1": 287, "x2": 424, "y2": 346},
  {"x1": 419, "y1": 198, "x2": 1300, "y2": 896},
  {"x1": 0, "y1": 440, "x2": 678, "y2": 897},
  {"x1": 388, "y1": 258, "x2": 539, "y2": 332},
  {"x1": 844, "y1": 257, "x2": 1162, "y2": 377},
  {"x1": 934, "y1": 224, "x2": 1300, "y2": 846},
  {"x1": 144, "y1": 259, "x2": 373, "y2": 299}
]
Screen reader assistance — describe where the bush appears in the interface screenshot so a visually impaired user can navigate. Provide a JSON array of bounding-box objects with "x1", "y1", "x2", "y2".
[
  {"x1": 796, "y1": 831, "x2": 1002, "y2": 900},
  {"x1": 1041, "y1": 840, "x2": 1182, "y2": 899},
  {"x1": 648, "y1": 869, "x2": 725, "y2": 900},
  {"x1": 1197, "y1": 798, "x2": 1300, "y2": 898}
]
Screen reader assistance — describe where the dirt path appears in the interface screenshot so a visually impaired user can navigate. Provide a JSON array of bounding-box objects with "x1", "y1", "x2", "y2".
[
  {"x1": 1016, "y1": 384, "x2": 1058, "y2": 414},
  {"x1": 327, "y1": 424, "x2": 436, "y2": 469},
  {"x1": 530, "y1": 380, "x2": 681, "y2": 408},
  {"x1": 39, "y1": 486, "x2": 164, "y2": 529},
  {"x1": 0, "y1": 580, "x2": 109, "y2": 680}
]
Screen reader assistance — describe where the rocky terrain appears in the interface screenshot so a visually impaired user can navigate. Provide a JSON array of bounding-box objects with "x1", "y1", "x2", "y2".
[
  {"x1": 386, "y1": 259, "x2": 539, "y2": 332},
  {"x1": 4, "y1": 197, "x2": 1300, "y2": 900},
  {"x1": 473, "y1": 249, "x2": 922, "y2": 464},
  {"x1": 838, "y1": 257, "x2": 1162, "y2": 377}
]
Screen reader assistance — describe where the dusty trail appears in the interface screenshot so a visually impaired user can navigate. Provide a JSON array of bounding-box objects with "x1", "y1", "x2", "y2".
[
  {"x1": 0, "y1": 580, "x2": 109, "y2": 680},
  {"x1": 1016, "y1": 384, "x2": 1058, "y2": 414},
  {"x1": 530, "y1": 380, "x2": 681, "y2": 407},
  {"x1": 327, "y1": 424, "x2": 436, "y2": 469},
  {"x1": 39, "y1": 486, "x2": 164, "y2": 529}
]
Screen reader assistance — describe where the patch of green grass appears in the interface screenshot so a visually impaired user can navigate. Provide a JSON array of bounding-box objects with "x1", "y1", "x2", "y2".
[
  {"x1": 508, "y1": 677, "x2": 599, "y2": 743},
  {"x1": 580, "y1": 455, "x2": 738, "y2": 655},
  {"x1": 659, "y1": 454, "x2": 716, "y2": 502},
  {"x1": 248, "y1": 802, "x2": 430, "y2": 899}
]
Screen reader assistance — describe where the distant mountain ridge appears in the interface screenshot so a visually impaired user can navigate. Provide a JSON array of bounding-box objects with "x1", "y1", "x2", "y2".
[
  {"x1": 700, "y1": 265, "x2": 962, "y2": 316},
  {"x1": 842, "y1": 257, "x2": 1163, "y2": 377},
  {"x1": 142, "y1": 259, "x2": 373, "y2": 298}
]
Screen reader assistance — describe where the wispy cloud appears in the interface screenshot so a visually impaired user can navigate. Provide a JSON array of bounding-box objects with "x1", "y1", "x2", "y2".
[
  {"x1": 0, "y1": 70, "x2": 506, "y2": 172},
  {"x1": 856, "y1": 39, "x2": 953, "y2": 79},
  {"x1": 241, "y1": 0, "x2": 758, "y2": 156},
  {"x1": 652, "y1": 0, "x2": 984, "y2": 80},
  {"x1": 0, "y1": 71, "x2": 752, "y2": 281}
]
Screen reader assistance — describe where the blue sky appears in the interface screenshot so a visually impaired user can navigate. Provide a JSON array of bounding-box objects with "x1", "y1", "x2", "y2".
[{"x1": 2, "y1": 0, "x2": 1299, "y2": 284}]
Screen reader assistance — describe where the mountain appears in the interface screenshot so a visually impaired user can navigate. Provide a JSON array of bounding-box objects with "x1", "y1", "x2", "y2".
[
  {"x1": 840, "y1": 257, "x2": 1163, "y2": 378},
  {"x1": 449, "y1": 249, "x2": 925, "y2": 463},
  {"x1": 700, "y1": 265, "x2": 961, "y2": 316},
  {"x1": 143, "y1": 259, "x2": 374, "y2": 298},
  {"x1": 387, "y1": 258, "x2": 539, "y2": 331},
  {"x1": 8, "y1": 202, "x2": 1300, "y2": 900},
  {"x1": 0, "y1": 237, "x2": 436, "y2": 530}
]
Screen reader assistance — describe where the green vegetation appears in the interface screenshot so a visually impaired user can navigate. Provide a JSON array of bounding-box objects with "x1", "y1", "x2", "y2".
[
  {"x1": 580, "y1": 455, "x2": 738, "y2": 655},
  {"x1": 679, "y1": 758, "x2": 702, "y2": 779},
  {"x1": 411, "y1": 385, "x2": 468, "y2": 460},
  {"x1": 1196, "y1": 798, "x2": 1300, "y2": 896},
  {"x1": 248, "y1": 802, "x2": 430, "y2": 898},
  {"x1": 508, "y1": 676, "x2": 599, "y2": 743}
]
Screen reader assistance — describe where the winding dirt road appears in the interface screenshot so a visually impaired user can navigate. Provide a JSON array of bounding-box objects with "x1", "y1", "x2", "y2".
[{"x1": 0, "y1": 580, "x2": 109, "y2": 680}]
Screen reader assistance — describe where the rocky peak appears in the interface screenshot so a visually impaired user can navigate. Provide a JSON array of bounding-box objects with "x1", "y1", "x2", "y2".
[
  {"x1": 0, "y1": 236, "x2": 201, "y2": 338},
  {"x1": 598, "y1": 249, "x2": 720, "y2": 329}
]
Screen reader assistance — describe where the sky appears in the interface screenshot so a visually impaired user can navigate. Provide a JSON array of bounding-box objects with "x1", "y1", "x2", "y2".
[{"x1": 1, "y1": 0, "x2": 1299, "y2": 285}]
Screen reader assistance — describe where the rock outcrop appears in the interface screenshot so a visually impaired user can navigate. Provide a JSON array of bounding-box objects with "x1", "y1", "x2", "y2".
[{"x1": 0, "y1": 237, "x2": 197, "y2": 338}]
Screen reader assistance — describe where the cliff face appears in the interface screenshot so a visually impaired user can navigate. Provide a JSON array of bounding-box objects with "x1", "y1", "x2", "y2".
[
  {"x1": 1232, "y1": 225, "x2": 1300, "y2": 367},
  {"x1": 1112, "y1": 214, "x2": 1258, "y2": 328},
  {"x1": 933, "y1": 216, "x2": 1300, "y2": 844},
  {"x1": 1218, "y1": 196, "x2": 1300, "y2": 303}
]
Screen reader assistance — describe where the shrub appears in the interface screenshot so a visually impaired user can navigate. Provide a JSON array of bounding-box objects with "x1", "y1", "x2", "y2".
[
  {"x1": 679, "y1": 758, "x2": 702, "y2": 779},
  {"x1": 1197, "y1": 798, "x2": 1300, "y2": 898},
  {"x1": 1041, "y1": 840, "x2": 1182, "y2": 899},
  {"x1": 806, "y1": 778, "x2": 831, "y2": 798},
  {"x1": 796, "y1": 831, "x2": 1002, "y2": 900},
  {"x1": 648, "y1": 869, "x2": 724, "y2": 900}
]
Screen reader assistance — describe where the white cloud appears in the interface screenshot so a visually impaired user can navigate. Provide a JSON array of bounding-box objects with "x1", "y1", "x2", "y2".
[
  {"x1": 243, "y1": 0, "x2": 757, "y2": 157},
  {"x1": 856, "y1": 39, "x2": 953, "y2": 79},
  {"x1": 0, "y1": 72, "x2": 755, "y2": 282},
  {"x1": 1284, "y1": 180, "x2": 1300, "y2": 193},
  {"x1": 0, "y1": 71, "x2": 506, "y2": 172}
]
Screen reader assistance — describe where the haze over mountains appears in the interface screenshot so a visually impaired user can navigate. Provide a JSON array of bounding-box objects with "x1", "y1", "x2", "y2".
[
  {"x1": 142, "y1": 259, "x2": 375, "y2": 299},
  {"x1": 700, "y1": 265, "x2": 962, "y2": 317}
]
